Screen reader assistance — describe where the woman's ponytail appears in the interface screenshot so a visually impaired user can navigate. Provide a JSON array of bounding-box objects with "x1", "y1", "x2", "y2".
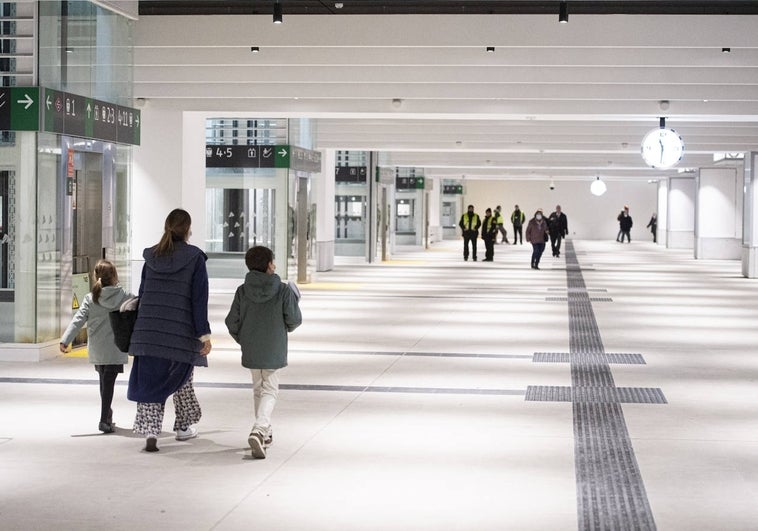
[
  {"x1": 92, "y1": 260, "x2": 119, "y2": 304},
  {"x1": 153, "y1": 208, "x2": 192, "y2": 256}
]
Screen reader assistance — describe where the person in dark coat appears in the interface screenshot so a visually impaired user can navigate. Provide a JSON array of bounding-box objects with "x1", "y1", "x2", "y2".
[
  {"x1": 647, "y1": 213, "x2": 657, "y2": 243},
  {"x1": 525, "y1": 209, "x2": 549, "y2": 269},
  {"x1": 225, "y1": 246, "x2": 302, "y2": 459},
  {"x1": 480, "y1": 208, "x2": 498, "y2": 261},
  {"x1": 458, "y1": 204, "x2": 481, "y2": 261},
  {"x1": 547, "y1": 205, "x2": 569, "y2": 258},
  {"x1": 617, "y1": 206, "x2": 633, "y2": 243},
  {"x1": 511, "y1": 205, "x2": 525, "y2": 244},
  {"x1": 127, "y1": 208, "x2": 212, "y2": 452}
]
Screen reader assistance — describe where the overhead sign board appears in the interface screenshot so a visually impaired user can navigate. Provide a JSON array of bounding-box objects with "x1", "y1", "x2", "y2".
[
  {"x1": 42, "y1": 88, "x2": 140, "y2": 145},
  {"x1": 396, "y1": 176, "x2": 425, "y2": 190},
  {"x1": 443, "y1": 184, "x2": 464, "y2": 194},
  {"x1": 205, "y1": 144, "x2": 322, "y2": 173},
  {"x1": 0, "y1": 87, "x2": 40, "y2": 132},
  {"x1": 0, "y1": 86, "x2": 140, "y2": 145},
  {"x1": 335, "y1": 166, "x2": 367, "y2": 182},
  {"x1": 284, "y1": 145, "x2": 322, "y2": 173}
]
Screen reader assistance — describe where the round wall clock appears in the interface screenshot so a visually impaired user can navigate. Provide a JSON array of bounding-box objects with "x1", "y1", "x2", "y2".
[{"x1": 641, "y1": 127, "x2": 684, "y2": 169}]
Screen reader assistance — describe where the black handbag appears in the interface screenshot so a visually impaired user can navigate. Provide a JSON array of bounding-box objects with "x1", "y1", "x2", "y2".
[{"x1": 109, "y1": 297, "x2": 139, "y2": 352}]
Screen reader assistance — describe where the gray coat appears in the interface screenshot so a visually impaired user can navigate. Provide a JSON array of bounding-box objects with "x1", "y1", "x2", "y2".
[
  {"x1": 61, "y1": 285, "x2": 134, "y2": 365},
  {"x1": 225, "y1": 271, "x2": 302, "y2": 370}
]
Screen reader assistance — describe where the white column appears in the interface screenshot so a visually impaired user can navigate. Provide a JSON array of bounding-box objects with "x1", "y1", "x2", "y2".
[
  {"x1": 656, "y1": 180, "x2": 668, "y2": 247},
  {"x1": 741, "y1": 153, "x2": 758, "y2": 278},
  {"x1": 695, "y1": 167, "x2": 741, "y2": 259},
  {"x1": 667, "y1": 176, "x2": 696, "y2": 250},
  {"x1": 315, "y1": 149, "x2": 335, "y2": 271},
  {"x1": 427, "y1": 178, "x2": 441, "y2": 243}
]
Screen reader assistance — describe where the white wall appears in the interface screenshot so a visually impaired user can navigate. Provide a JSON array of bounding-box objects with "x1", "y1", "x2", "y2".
[
  {"x1": 459, "y1": 179, "x2": 657, "y2": 241},
  {"x1": 132, "y1": 106, "x2": 184, "y2": 255},
  {"x1": 668, "y1": 176, "x2": 696, "y2": 249}
]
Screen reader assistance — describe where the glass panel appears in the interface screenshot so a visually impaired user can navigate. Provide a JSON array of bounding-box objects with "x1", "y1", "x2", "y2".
[
  {"x1": 36, "y1": 133, "x2": 61, "y2": 343},
  {"x1": 39, "y1": 1, "x2": 134, "y2": 103}
]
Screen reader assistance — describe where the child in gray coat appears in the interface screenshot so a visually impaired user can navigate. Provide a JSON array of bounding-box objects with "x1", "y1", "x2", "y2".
[
  {"x1": 60, "y1": 260, "x2": 134, "y2": 433},
  {"x1": 225, "y1": 246, "x2": 302, "y2": 459}
]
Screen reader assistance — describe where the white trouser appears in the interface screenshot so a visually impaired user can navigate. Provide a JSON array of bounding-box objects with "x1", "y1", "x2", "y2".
[{"x1": 251, "y1": 368, "x2": 281, "y2": 436}]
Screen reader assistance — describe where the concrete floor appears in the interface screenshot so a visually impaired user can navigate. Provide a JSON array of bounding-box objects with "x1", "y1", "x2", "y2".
[{"x1": 1, "y1": 239, "x2": 757, "y2": 530}]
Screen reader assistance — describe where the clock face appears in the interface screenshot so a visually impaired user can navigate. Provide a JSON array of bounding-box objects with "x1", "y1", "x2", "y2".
[{"x1": 641, "y1": 128, "x2": 684, "y2": 169}]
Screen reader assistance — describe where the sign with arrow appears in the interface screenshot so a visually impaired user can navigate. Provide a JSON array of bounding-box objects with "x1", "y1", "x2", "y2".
[
  {"x1": 43, "y1": 88, "x2": 140, "y2": 145},
  {"x1": 206, "y1": 144, "x2": 322, "y2": 173},
  {"x1": 0, "y1": 87, "x2": 40, "y2": 131},
  {"x1": 0, "y1": 87, "x2": 139, "y2": 145}
]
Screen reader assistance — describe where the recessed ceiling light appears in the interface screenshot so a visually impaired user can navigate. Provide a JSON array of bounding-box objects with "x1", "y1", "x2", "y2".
[
  {"x1": 250, "y1": 46, "x2": 260, "y2": 53},
  {"x1": 722, "y1": 47, "x2": 731, "y2": 53},
  {"x1": 486, "y1": 46, "x2": 495, "y2": 53}
]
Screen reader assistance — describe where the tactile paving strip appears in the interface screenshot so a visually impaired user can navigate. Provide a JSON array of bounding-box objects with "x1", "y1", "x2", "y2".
[
  {"x1": 531, "y1": 240, "x2": 660, "y2": 531},
  {"x1": 546, "y1": 297, "x2": 613, "y2": 302},
  {"x1": 525, "y1": 385, "x2": 667, "y2": 404},
  {"x1": 533, "y1": 352, "x2": 646, "y2": 364}
]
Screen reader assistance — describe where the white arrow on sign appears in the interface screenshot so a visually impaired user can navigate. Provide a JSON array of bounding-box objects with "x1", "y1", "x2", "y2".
[
  {"x1": 17, "y1": 93, "x2": 34, "y2": 110},
  {"x1": 278, "y1": 148, "x2": 288, "y2": 157},
  {"x1": 46, "y1": 95, "x2": 52, "y2": 110}
]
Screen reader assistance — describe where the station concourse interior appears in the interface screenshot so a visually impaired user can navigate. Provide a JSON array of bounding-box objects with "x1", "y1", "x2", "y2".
[
  {"x1": 3, "y1": 240, "x2": 758, "y2": 529},
  {"x1": 2, "y1": 2, "x2": 758, "y2": 530}
]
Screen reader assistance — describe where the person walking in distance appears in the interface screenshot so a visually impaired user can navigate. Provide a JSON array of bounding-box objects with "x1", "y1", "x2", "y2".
[
  {"x1": 225, "y1": 246, "x2": 302, "y2": 459},
  {"x1": 494, "y1": 205, "x2": 509, "y2": 244},
  {"x1": 548, "y1": 205, "x2": 569, "y2": 258},
  {"x1": 647, "y1": 213, "x2": 657, "y2": 243},
  {"x1": 525, "y1": 209, "x2": 549, "y2": 269},
  {"x1": 127, "y1": 208, "x2": 212, "y2": 452},
  {"x1": 511, "y1": 205, "x2": 525, "y2": 244},
  {"x1": 458, "y1": 204, "x2": 481, "y2": 261},
  {"x1": 481, "y1": 208, "x2": 498, "y2": 261},
  {"x1": 617, "y1": 206, "x2": 633, "y2": 243}
]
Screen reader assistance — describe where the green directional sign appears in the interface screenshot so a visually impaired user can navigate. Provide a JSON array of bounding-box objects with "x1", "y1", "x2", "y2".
[
  {"x1": 0, "y1": 86, "x2": 139, "y2": 145},
  {"x1": 274, "y1": 145, "x2": 322, "y2": 172},
  {"x1": 206, "y1": 144, "x2": 322, "y2": 173},
  {"x1": 0, "y1": 87, "x2": 40, "y2": 132}
]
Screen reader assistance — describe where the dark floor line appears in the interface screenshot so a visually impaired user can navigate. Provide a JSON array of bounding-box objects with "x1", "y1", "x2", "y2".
[
  {"x1": 0, "y1": 377, "x2": 525, "y2": 396},
  {"x1": 219, "y1": 348, "x2": 535, "y2": 360},
  {"x1": 564, "y1": 240, "x2": 658, "y2": 530}
]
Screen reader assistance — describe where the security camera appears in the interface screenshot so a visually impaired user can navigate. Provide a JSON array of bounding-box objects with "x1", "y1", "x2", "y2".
[{"x1": 549, "y1": 183, "x2": 555, "y2": 191}]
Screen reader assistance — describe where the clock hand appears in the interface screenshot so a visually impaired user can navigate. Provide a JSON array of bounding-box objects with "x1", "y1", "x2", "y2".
[{"x1": 659, "y1": 139, "x2": 665, "y2": 163}]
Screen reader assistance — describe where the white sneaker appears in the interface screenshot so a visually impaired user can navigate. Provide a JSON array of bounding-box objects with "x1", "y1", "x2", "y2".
[
  {"x1": 175, "y1": 426, "x2": 198, "y2": 441},
  {"x1": 248, "y1": 431, "x2": 266, "y2": 459}
]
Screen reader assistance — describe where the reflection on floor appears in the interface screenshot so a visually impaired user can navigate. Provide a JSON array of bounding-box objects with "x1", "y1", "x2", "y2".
[{"x1": 2, "y1": 239, "x2": 758, "y2": 530}]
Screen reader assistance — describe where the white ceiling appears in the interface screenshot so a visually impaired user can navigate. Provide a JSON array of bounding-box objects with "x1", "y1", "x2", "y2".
[{"x1": 133, "y1": 13, "x2": 758, "y2": 181}]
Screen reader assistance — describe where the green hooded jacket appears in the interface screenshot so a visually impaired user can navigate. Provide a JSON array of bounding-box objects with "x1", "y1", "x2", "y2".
[{"x1": 225, "y1": 271, "x2": 302, "y2": 370}]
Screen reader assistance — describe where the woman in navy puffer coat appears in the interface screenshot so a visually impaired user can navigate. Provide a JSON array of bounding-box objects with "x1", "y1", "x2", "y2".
[{"x1": 127, "y1": 208, "x2": 212, "y2": 452}]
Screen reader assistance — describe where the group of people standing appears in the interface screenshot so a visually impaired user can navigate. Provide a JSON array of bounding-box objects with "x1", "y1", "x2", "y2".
[
  {"x1": 60, "y1": 208, "x2": 302, "y2": 458},
  {"x1": 459, "y1": 204, "x2": 568, "y2": 269}
]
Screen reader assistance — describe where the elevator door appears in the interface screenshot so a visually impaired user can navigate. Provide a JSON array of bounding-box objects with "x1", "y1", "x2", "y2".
[{"x1": 72, "y1": 153, "x2": 103, "y2": 276}]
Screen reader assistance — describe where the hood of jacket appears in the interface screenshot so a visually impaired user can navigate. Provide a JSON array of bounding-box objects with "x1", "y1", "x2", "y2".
[
  {"x1": 96, "y1": 285, "x2": 129, "y2": 311},
  {"x1": 143, "y1": 240, "x2": 205, "y2": 275},
  {"x1": 241, "y1": 270, "x2": 282, "y2": 303}
]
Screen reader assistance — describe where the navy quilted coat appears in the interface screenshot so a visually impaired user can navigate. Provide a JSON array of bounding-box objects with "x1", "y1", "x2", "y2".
[{"x1": 130, "y1": 241, "x2": 211, "y2": 367}]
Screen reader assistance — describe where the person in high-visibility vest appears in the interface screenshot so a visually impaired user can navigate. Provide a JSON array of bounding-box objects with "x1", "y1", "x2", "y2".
[
  {"x1": 494, "y1": 205, "x2": 509, "y2": 244},
  {"x1": 481, "y1": 207, "x2": 499, "y2": 261},
  {"x1": 458, "y1": 204, "x2": 481, "y2": 261}
]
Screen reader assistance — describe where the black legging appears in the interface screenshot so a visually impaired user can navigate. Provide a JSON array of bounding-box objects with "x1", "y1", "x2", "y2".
[{"x1": 96, "y1": 366, "x2": 120, "y2": 423}]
